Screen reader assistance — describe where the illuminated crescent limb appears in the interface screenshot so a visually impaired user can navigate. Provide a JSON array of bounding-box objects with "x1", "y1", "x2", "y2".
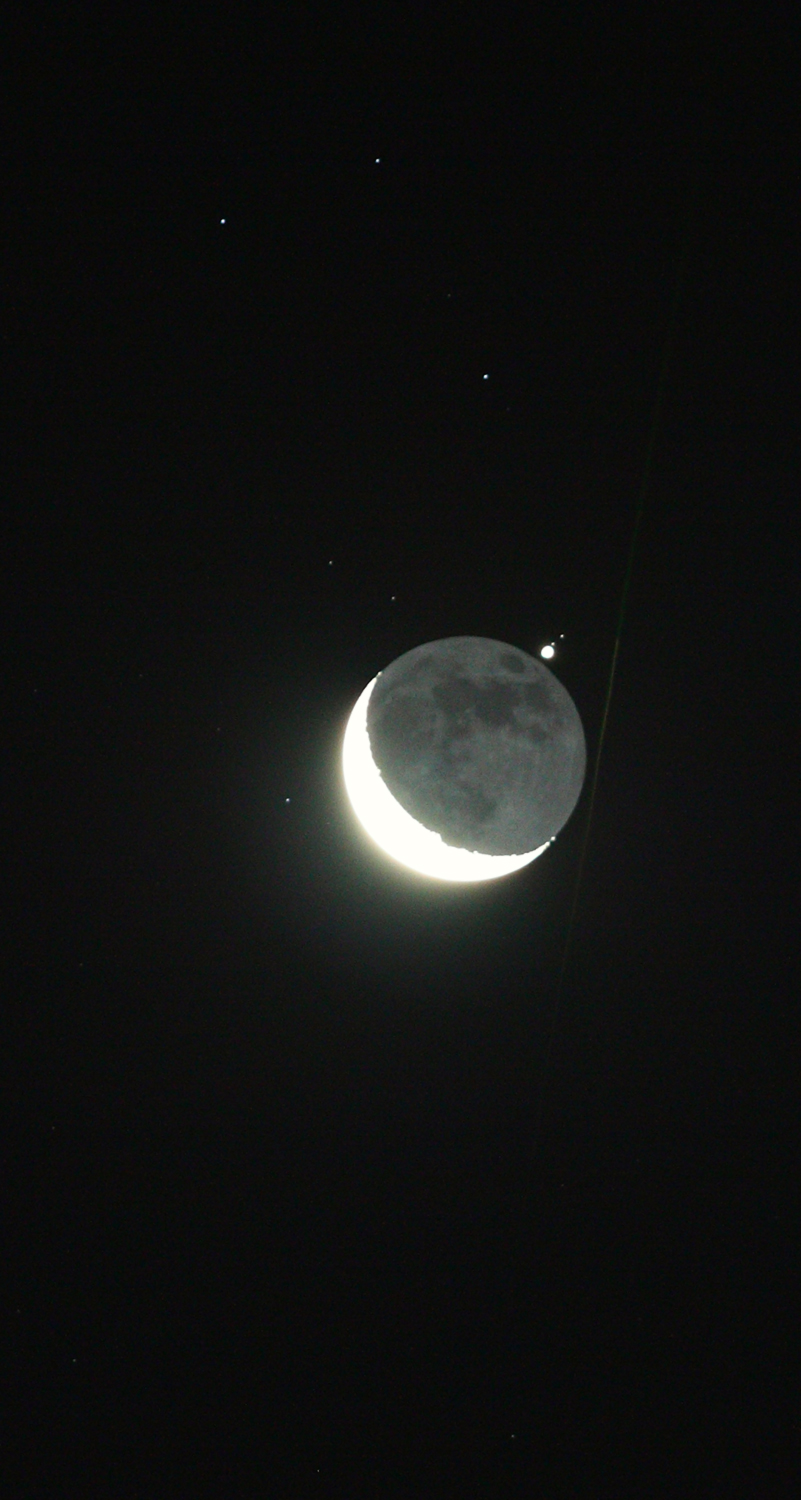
[{"x1": 342, "y1": 677, "x2": 549, "y2": 883}]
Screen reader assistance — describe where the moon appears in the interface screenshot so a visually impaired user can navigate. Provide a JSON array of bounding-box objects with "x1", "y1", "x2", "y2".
[{"x1": 342, "y1": 636, "x2": 586, "y2": 882}]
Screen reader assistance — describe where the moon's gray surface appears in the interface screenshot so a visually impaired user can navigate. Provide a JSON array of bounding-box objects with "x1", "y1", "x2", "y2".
[{"x1": 366, "y1": 637, "x2": 586, "y2": 856}]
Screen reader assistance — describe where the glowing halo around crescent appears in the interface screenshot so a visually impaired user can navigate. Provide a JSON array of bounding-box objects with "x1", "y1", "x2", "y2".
[{"x1": 342, "y1": 676, "x2": 550, "y2": 882}]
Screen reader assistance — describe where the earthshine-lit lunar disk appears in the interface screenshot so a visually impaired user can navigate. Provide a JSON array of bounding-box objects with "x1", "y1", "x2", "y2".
[{"x1": 342, "y1": 637, "x2": 586, "y2": 882}]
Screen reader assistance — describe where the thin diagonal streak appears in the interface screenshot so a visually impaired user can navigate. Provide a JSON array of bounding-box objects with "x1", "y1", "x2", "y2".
[{"x1": 533, "y1": 236, "x2": 693, "y2": 1151}]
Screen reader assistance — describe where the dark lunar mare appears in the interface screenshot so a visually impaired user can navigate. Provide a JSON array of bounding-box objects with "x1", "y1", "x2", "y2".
[{"x1": 366, "y1": 637, "x2": 586, "y2": 856}]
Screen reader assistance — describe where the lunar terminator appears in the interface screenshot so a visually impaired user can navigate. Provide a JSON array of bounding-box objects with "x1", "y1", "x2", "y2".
[{"x1": 343, "y1": 637, "x2": 585, "y2": 882}]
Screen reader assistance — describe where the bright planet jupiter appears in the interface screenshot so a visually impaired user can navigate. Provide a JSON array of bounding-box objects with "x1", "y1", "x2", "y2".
[{"x1": 343, "y1": 636, "x2": 586, "y2": 882}]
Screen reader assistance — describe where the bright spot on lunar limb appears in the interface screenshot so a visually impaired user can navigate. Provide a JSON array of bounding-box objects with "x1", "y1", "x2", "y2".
[
  {"x1": 342, "y1": 637, "x2": 586, "y2": 883},
  {"x1": 540, "y1": 643, "x2": 555, "y2": 659}
]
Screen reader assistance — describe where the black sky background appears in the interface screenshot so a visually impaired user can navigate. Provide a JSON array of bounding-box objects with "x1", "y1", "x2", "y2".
[{"x1": 4, "y1": 7, "x2": 800, "y2": 1496}]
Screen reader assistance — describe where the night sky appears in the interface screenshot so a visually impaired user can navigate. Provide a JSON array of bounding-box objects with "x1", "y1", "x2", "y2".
[{"x1": 6, "y1": 9, "x2": 799, "y2": 1496}]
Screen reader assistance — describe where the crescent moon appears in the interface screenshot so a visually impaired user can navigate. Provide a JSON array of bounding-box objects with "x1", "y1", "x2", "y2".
[{"x1": 342, "y1": 675, "x2": 550, "y2": 882}]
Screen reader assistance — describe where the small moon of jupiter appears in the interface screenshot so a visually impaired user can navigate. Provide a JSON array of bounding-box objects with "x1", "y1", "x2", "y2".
[{"x1": 342, "y1": 636, "x2": 586, "y2": 882}]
